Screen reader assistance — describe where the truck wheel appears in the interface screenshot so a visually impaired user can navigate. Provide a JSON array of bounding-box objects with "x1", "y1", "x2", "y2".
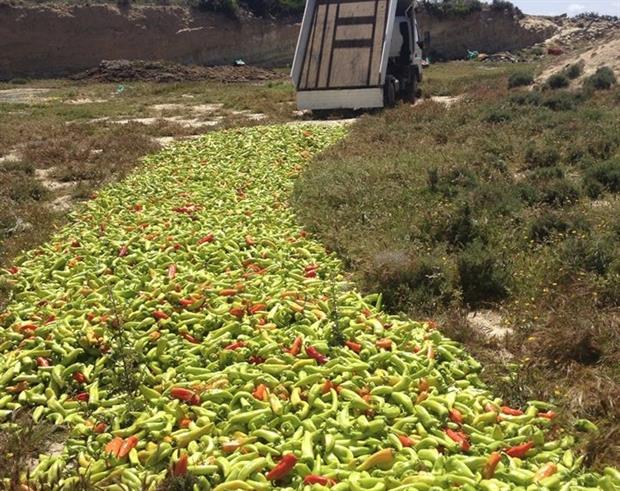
[
  {"x1": 384, "y1": 76, "x2": 397, "y2": 108},
  {"x1": 404, "y1": 75, "x2": 417, "y2": 103}
]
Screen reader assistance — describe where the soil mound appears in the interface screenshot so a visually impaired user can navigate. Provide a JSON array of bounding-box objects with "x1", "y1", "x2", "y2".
[{"x1": 72, "y1": 59, "x2": 284, "y2": 83}]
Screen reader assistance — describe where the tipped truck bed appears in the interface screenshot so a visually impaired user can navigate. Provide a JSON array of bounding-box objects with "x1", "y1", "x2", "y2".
[{"x1": 291, "y1": 0, "x2": 397, "y2": 110}]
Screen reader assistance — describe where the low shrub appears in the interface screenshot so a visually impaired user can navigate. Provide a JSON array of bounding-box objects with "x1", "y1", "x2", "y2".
[
  {"x1": 562, "y1": 235, "x2": 617, "y2": 275},
  {"x1": 564, "y1": 62, "x2": 584, "y2": 80},
  {"x1": 483, "y1": 107, "x2": 514, "y2": 123},
  {"x1": 8, "y1": 176, "x2": 47, "y2": 203},
  {"x1": 542, "y1": 92, "x2": 581, "y2": 111},
  {"x1": 584, "y1": 158, "x2": 620, "y2": 194},
  {"x1": 457, "y1": 241, "x2": 509, "y2": 305},
  {"x1": 528, "y1": 212, "x2": 571, "y2": 242},
  {"x1": 584, "y1": 66, "x2": 617, "y2": 91},
  {"x1": 508, "y1": 72, "x2": 534, "y2": 88},
  {"x1": 422, "y1": 0, "x2": 483, "y2": 18},
  {"x1": 538, "y1": 179, "x2": 580, "y2": 207},
  {"x1": 372, "y1": 250, "x2": 457, "y2": 313},
  {"x1": 524, "y1": 145, "x2": 560, "y2": 168},
  {"x1": 530, "y1": 166, "x2": 564, "y2": 181},
  {"x1": 510, "y1": 91, "x2": 542, "y2": 106},
  {"x1": 547, "y1": 73, "x2": 570, "y2": 90}
]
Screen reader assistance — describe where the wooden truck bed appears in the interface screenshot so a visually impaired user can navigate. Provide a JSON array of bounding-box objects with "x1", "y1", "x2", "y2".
[{"x1": 292, "y1": 0, "x2": 397, "y2": 109}]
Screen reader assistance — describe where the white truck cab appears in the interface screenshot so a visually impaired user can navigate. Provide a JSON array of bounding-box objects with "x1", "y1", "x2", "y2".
[{"x1": 291, "y1": 0, "x2": 428, "y2": 111}]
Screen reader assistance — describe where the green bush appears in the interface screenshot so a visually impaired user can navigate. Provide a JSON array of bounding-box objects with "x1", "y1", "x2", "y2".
[
  {"x1": 490, "y1": 0, "x2": 522, "y2": 15},
  {"x1": 584, "y1": 66, "x2": 617, "y2": 91},
  {"x1": 530, "y1": 166, "x2": 564, "y2": 181},
  {"x1": 510, "y1": 91, "x2": 542, "y2": 106},
  {"x1": 422, "y1": 0, "x2": 483, "y2": 18},
  {"x1": 508, "y1": 72, "x2": 534, "y2": 89},
  {"x1": 562, "y1": 235, "x2": 617, "y2": 275},
  {"x1": 483, "y1": 107, "x2": 514, "y2": 123},
  {"x1": 524, "y1": 145, "x2": 560, "y2": 168},
  {"x1": 457, "y1": 241, "x2": 509, "y2": 305},
  {"x1": 584, "y1": 158, "x2": 620, "y2": 194},
  {"x1": 564, "y1": 62, "x2": 584, "y2": 80},
  {"x1": 372, "y1": 251, "x2": 457, "y2": 313},
  {"x1": 191, "y1": 0, "x2": 240, "y2": 17},
  {"x1": 547, "y1": 73, "x2": 570, "y2": 90},
  {"x1": 538, "y1": 179, "x2": 580, "y2": 207},
  {"x1": 528, "y1": 212, "x2": 571, "y2": 242},
  {"x1": 542, "y1": 92, "x2": 580, "y2": 111}
]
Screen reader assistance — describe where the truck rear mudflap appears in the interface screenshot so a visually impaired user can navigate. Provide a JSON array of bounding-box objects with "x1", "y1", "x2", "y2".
[{"x1": 297, "y1": 87, "x2": 384, "y2": 110}]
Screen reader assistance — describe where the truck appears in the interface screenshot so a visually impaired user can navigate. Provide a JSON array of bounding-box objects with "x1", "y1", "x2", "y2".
[{"x1": 291, "y1": 0, "x2": 428, "y2": 112}]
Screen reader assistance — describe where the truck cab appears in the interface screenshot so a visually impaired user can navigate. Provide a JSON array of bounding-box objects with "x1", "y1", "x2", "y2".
[{"x1": 291, "y1": 0, "x2": 427, "y2": 111}]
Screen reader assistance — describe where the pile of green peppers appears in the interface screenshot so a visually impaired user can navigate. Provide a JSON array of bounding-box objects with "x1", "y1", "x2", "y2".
[{"x1": 0, "y1": 125, "x2": 618, "y2": 490}]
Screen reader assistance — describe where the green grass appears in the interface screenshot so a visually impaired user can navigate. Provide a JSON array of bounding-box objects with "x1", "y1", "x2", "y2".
[{"x1": 293, "y1": 63, "x2": 620, "y2": 467}]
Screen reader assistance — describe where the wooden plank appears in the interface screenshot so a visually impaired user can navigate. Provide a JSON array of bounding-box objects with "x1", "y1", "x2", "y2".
[
  {"x1": 328, "y1": 47, "x2": 370, "y2": 87},
  {"x1": 317, "y1": 1, "x2": 338, "y2": 88},
  {"x1": 369, "y1": 0, "x2": 388, "y2": 86},
  {"x1": 300, "y1": 4, "x2": 326, "y2": 90},
  {"x1": 335, "y1": 24, "x2": 373, "y2": 40}
]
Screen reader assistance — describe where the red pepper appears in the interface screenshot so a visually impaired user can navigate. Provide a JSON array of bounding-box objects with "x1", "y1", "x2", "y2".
[
  {"x1": 445, "y1": 428, "x2": 470, "y2": 452},
  {"x1": 483, "y1": 452, "x2": 502, "y2": 479},
  {"x1": 7, "y1": 266, "x2": 19, "y2": 275},
  {"x1": 345, "y1": 340, "x2": 362, "y2": 353},
  {"x1": 248, "y1": 303, "x2": 267, "y2": 314},
  {"x1": 168, "y1": 264, "x2": 177, "y2": 279},
  {"x1": 538, "y1": 410, "x2": 557, "y2": 420},
  {"x1": 229, "y1": 306, "x2": 246, "y2": 318},
  {"x1": 449, "y1": 408, "x2": 464, "y2": 425},
  {"x1": 118, "y1": 435, "x2": 139, "y2": 458},
  {"x1": 118, "y1": 245, "x2": 128, "y2": 257},
  {"x1": 179, "y1": 297, "x2": 195, "y2": 308},
  {"x1": 427, "y1": 345, "x2": 435, "y2": 360},
  {"x1": 249, "y1": 355, "x2": 264, "y2": 365},
  {"x1": 245, "y1": 235, "x2": 256, "y2": 246},
  {"x1": 419, "y1": 378, "x2": 430, "y2": 392},
  {"x1": 173, "y1": 453, "x2": 189, "y2": 476},
  {"x1": 398, "y1": 435, "x2": 415, "y2": 447},
  {"x1": 225, "y1": 340, "x2": 245, "y2": 350},
  {"x1": 252, "y1": 384, "x2": 268, "y2": 401},
  {"x1": 376, "y1": 338, "x2": 392, "y2": 350},
  {"x1": 153, "y1": 310, "x2": 169, "y2": 321},
  {"x1": 306, "y1": 346, "x2": 328, "y2": 364},
  {"x1": 322, "y1": 380, "x2": 339, "y2": 394},
  {"x1": 181, "y1": 332, "x2": 199, "y2": 344},
  {"x1": 36, "y1": 357, "x2": 51, "y2": 367},
  {"x1": 501, "y1": 406, "x2": 524, "y2": 416},
  {"x1": 75, "y1": 392, "x2": 89, "y2": 402},
  {"x1": 219, "y1": 289, "x2": 238, "y2": 297},
  {"x1": 303, "y1": 475, "x2": 336, "y2": 486},
  {"x1": 170, "y1": 387, "x2": 200, "y2": 405},
  {"x1": 266, "y1": 453, "x2": 297, "y2": 481},
  {"x1": 94, "y1": 422, "x2": 108, "y2": 434},
  {"x1": 506, "y1": 441, "x2": 534, "y2": 458},
  {"x1": 304, "y1": 269, "x2": 317, "y2": 278},
  {"x1": 197, "y1": 233, "x2": 215, "y2": 245},
  {"x1": 178, "y1": 418, "x2": 192, "y2": 429},
  {"x1": 73, "y1": 372, "x2": 87, "y2": 384},
  {"x1": 288, "y1": 336, "x2": 303, "y2": 356},
  {"x1": 133, "y1": 204, "x2": 143, "y2": 212}
]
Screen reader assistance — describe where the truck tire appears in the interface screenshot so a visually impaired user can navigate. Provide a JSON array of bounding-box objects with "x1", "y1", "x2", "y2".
[
  {"x1": 404, "y1": 74, "x2": 417, "y2": 103},
  {"x1": 384, "y1": 76, "x2": 397, "y2": 108}
]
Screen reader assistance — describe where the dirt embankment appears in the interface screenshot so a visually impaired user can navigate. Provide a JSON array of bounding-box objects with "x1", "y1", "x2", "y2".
[
  {"x1": 0, "y1": 3, "x2": 299, "y2": 80},
  {"x1": 0, "y1": 3, "x2": 562, "y2": 80},
  {"x1": 418, "y1": 10, "x2": 555, "y2": 60}
]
